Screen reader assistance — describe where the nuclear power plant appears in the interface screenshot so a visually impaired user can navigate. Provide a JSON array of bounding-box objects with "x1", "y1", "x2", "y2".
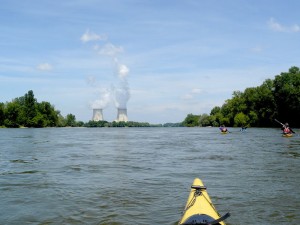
[
  {"x1": 92, "y1": 108, "x2": 103, "y2": 121},
  {"x1": 116, "y1": 108, "x2": 128, "y2": 122},
  {"x1": 92, "y1": 108, "x2": 128, "y2": 122}
]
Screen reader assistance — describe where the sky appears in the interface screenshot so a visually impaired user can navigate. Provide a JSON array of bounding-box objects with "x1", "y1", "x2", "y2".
[{"x1": 1, "y1": 0, "x2": 300, "y2": 124}]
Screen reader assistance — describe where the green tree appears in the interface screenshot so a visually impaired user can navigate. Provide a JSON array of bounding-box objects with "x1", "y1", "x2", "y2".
[
  {"x1": 183, "y1": 66, "x2": 300, "y2": 127},
  {"x1": 0, "y1": 103, "x2": 4, "y2": 126},
  {"x1": 1, "y1": 91, "x2": 81, "y2": 128},
  {"x1": 220, "y1": 91, "x2": 247, "y2": 125},
  {"x1": 85, "y1": 120, "x2": 109, "y2": 127},
  {"x1": 37, "y1": 101, "x2": 59, "y2": 127},
  {"x1": 24, "y1": 90, "x2": 37, "y2": 127},
  {"x1": 245, "y1": 80, "x2": 276, "y2": 126},
  {"x1": 213, "y1": 111, "x2": 226, "y2": 126},
  {"x1": 274, "y1": 66, "x2": 300, "y2": 126},
  {"x1": 182, "y1": 114, "x2": 199, "y2": 127},
  {"x1": 65, "y1": 114, "x2": 76, "y2": 127},
  {"x1": 248, "y1": 111, "x2": 258, "y2": 126},
  {"x1": 208, "y1": 114, "x2": 218, "y2": 127},
  {"x1": 210, "y1": 106, "x2": 221, "y2": 115},
  {"x1": 4, "y1": 101, "x2": 20, "y2": 128},
  {"x1": 199, "y1": 113, "x2": 210, "y2": 127},
  {"x1": 31, "y1": 112, "x2": 47, "y2": 128},
  {"x1": 220, "y1": 101, "x2": 234, "y2": 125},
  {"x1": 76, "y1": 121, "x2": 85, "y2": 127},
  {"x1": 234, "y1": 112, "x2": 249, "y2": 127}
]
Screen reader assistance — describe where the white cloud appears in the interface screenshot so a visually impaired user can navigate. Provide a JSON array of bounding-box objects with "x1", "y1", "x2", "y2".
[
  {"x1": 98, "y1": 43, "x2": 124, "y2": 56},
  {"x1": 268, "y1": 17, "x2": 300, "y2": 33},
  {"x1": 37, "y1": 63, "x2": 53, "y2": 71},
  {"x1": 80, "y1": 29, "x2": 107, "y2": 43}
]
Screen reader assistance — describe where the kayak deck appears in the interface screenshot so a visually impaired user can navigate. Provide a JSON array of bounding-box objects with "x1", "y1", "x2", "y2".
[{"x1": 178, "y1": 178, "x2": 229, "y2": 225}]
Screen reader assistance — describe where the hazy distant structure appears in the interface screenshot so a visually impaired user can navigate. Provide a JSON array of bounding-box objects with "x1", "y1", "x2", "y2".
[
  {"x1": 92, "y1": 109, "x2": 103, "y2": 121},
  {"x1": 116, "y1": 108, "x2": 128, "y2": 122},
  {"x1": 82, "y1": 30, "x2": 131, "y2": 124}
]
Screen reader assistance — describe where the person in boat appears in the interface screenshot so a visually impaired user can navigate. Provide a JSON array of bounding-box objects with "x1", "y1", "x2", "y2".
[
  {"x1": 281, "y1": 123, "x2": 295, "y2": 134},
  {"x1": 240, "y1": 126, "x2": 247, "y2": 132},
  {"x1": 219, "y1": 125, "x2": 228, "y2": 133}
]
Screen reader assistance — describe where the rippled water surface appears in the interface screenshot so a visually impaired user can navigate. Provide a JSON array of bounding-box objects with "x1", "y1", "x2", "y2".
[{"x1": 1, "y1": 127, "x2": 299, "y2": 225}]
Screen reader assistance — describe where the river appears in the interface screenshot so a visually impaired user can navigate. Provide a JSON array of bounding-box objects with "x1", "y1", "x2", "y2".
[{"x1": 0, "y1": 127, "x2": 299, "y2": 225}]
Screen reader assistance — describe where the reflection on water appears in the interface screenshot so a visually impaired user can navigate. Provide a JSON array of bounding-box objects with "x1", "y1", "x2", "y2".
[{"x1": 0, "y1": 127, "x2": 299, "y2": 225}]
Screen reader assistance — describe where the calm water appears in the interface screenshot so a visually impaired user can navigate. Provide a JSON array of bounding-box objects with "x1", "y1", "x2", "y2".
[{"x1": 0, "y1": 127, "x2": 299, "y2": 225}]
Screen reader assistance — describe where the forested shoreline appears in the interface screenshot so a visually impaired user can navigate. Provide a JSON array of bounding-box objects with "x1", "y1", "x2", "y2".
[
  {"x1": 0, "y1": 90, "x2": 177, "y2": 128},
  {"x1": 1, "y1": 67, "x2": 299, "y2": 128},
  {"x1": 182, "y1": 66, "x2": 300, "y2": 128},
  {"x1": 0, "y1": 90, "x2": 80, "y2": 128}
]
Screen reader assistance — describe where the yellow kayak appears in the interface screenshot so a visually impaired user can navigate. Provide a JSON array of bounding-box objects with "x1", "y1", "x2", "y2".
[
  {"x1": 178, "y1": 178, "x2": 230, "y2": 225},
  {"x1": 282, "y1": 133, "x2": 293, "y2": 137}
]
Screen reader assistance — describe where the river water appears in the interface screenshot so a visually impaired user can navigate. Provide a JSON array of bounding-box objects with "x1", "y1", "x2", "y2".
[{"x1": 0, "y1": 127, "x2": 299, "y2": 225}]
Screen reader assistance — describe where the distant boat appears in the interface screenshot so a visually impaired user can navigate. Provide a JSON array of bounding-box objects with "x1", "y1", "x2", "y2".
[{"x1": 240, "y1": 127, "x2": 247, "y2": 132}]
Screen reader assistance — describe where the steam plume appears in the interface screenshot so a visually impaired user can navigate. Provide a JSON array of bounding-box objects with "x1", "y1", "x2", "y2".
[
  {"x1": 90, "y1": 88, "x2": 112, "y2": 109},
  {"x1": 82, "y1": 30, "x2": 130, "y2": 116}
]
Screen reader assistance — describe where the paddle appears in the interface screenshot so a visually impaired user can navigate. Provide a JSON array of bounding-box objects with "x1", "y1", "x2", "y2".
[{"x1": 274, "y1": 119, "x2": 284, "y2": 126}]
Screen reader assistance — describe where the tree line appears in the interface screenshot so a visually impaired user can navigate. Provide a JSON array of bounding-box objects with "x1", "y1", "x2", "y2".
[
  {"x1": 2, "y1": 66, "x2": 299, "y2": 128},
  {"x1": 183, "y1": 66, "x2": 300, "y2": 128},
  {"x1": 0, "y1": 90, "x2": 80, "y2": 128},
  {"x1": 0, "y1": 90, "x2": 173, "y2": 128}
]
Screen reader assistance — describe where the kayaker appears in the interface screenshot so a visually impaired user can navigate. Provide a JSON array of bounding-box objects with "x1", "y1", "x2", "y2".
[
  {"x1": 281, "y1": 122, "x2": 295, "y2": 134},
  {"x1": 240, "y1": 126, "x2": 247, "y2": 132},
  {"x1": 219, "y1": 125, "x2": 228, "y2": 133}
]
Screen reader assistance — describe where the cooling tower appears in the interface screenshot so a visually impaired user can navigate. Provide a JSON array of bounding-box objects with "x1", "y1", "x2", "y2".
[
  {"x1": 116, "y1": 108, "x2": 128, "y2": 122},
  {"x1": 92, "y1": 109, "x2": 103, "y2": 121}
]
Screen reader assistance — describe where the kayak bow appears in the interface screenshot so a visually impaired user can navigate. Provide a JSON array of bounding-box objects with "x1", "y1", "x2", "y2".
[{"x1": 178, "y1": 178, "x2": 230, "y2": 225}]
